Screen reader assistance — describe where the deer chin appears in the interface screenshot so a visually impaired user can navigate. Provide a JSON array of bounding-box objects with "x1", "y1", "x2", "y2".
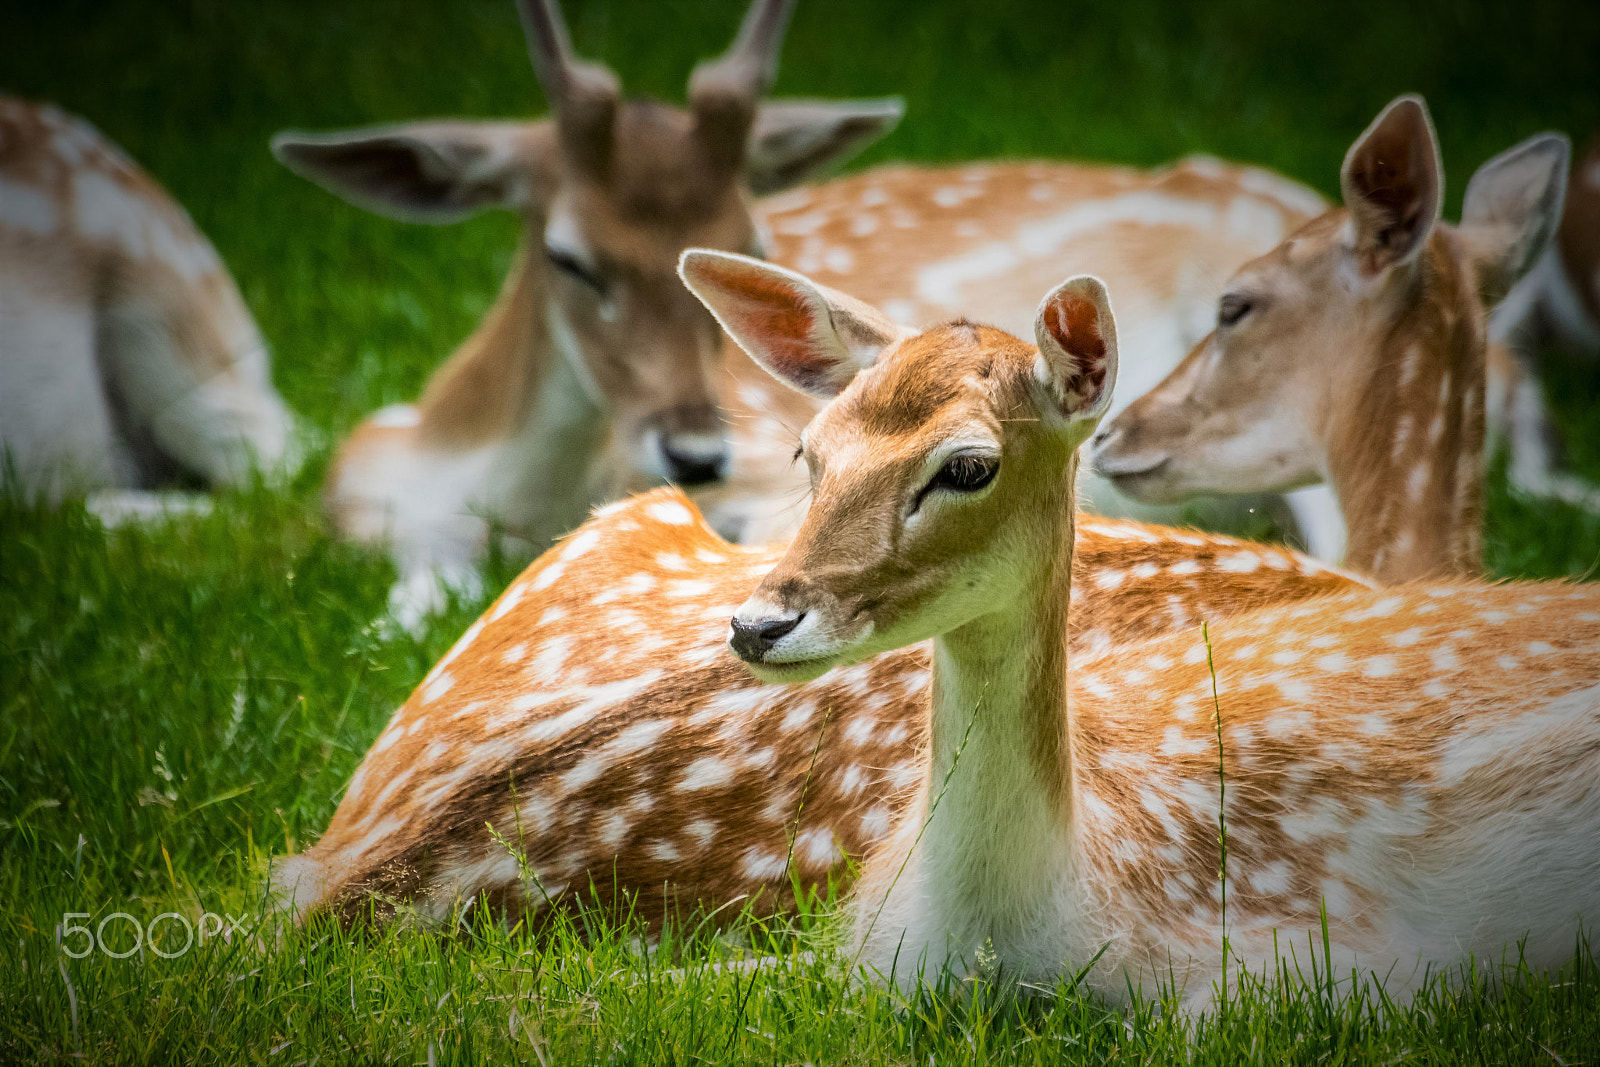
[{"x1": 1093, "y1": 447, "x2": 1186, "y2": 505}]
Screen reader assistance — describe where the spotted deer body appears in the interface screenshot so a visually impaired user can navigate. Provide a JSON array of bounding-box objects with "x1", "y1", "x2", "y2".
[
  {"x1": 0, "y1": 96, "x2": 296, "y2": 512},
  {"x1": 1095, "y1": 99, "x2": 1572, "y2": 584},
  {"x1": 277, "y1": 0, "x2": 905, "y2": 629},
  {"x1": 675, "y1": 246, "x2": 1600, "y2": 1009},
  {"x1": 271, "y1": 487, "x2": 1363, "y2": 926}
]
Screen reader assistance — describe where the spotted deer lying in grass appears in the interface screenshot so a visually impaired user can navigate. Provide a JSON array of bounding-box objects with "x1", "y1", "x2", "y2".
[
  {"x1": 270, "y1": 254, "x2": 1372, "y2": 927},
  {"x1": 274, "y1": 0, "x2": 905, "y2": 629},
  {"x1": 684, "y1": 256, "x2": 1600, "y2": 1009},
  {"x1": 1094, "y1": 97, "x2": 1572, "y2": 584},
  {"x1": 1490, "y1": 133, "x2": 1600, "y2": 509},
  {"x1": 272, "y1": 484, "x2": 1362, "y2": 927},
  {"x1": 0, "y1": 95, "x2": 297, "y2": 518}
]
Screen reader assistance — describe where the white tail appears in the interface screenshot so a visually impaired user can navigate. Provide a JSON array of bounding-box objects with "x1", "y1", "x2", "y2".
[
  {"x1": 0, "y1": 95, "x2": 298, "y2": 511},
  {"x1": 1094, "y1": 97, "x2": 1572, "y2": 583},
  {"x1": 678, "y1": 253, "x2": 1600, "y2": 1010}
]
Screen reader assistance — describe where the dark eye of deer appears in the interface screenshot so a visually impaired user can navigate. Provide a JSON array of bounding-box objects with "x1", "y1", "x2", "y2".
[
  {"x1": 1217, "y1": 294, "x2": 1252, "y2": 328},
  {"x1": 545, "y1": 246, "x2": 607, "y2": 296},
  {"x1": 931, "y1": 454, "x2": 998, "y2": 493}
]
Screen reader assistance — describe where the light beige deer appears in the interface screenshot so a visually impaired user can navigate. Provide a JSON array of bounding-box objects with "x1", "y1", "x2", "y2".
[
  {"x1": 1490, "y1": 133, "x2": 1600, "y2": 508},
  {"x1": 1094, "y1": 97, "x2": 1571, "y2": 584},
  {"x1": 270, "y1": 245, "x2": 1375, "y2": 927},
  {"x1": 682, "y1": 255, "x2": 1600, "y2": 1010},
  {"x1": 273, "y1": 0, "x2": 904, "y2": 629},
  {"x1": 0, "y1": 95, "x2": 297, "y2": 518}
]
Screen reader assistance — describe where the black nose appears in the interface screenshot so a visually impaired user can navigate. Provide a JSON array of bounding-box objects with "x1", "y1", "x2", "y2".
[
  {"x1": 729, "y1": 612, "x2": 804, "y2": 661},
  {"x1": 662, "y1": 439, "x2": 728, "y2": 486}
]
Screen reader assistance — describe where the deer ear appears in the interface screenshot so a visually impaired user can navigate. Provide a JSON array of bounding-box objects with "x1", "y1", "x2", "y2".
[
  {"x1": 1033, "y1": 275, "x2": 1118, "y2": 431},
  {"x1": 745, "y1": 98, "x2": 905, "y2": 195},
  {"x1": 1339, "y1": 95, "x2": 1443, "y2": 274},
  {"x1": 1459, "y1": 133, "x2": 1570, "y2": 305},
  {"x1": 271, "y1": 120, "x2": 552, "y2": 224},
  {"x1": 679, "y1": 249, "x2": 907, "y2": 398}
]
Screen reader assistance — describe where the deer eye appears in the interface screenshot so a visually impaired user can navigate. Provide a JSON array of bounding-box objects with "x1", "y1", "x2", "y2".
[
  {"x1": 545, "y1": 246, "x2": 608, "y2": 296},
  {"x1": 929, "y1": 453, "x2": 999, "y2": 493},
  {"x1": 1217, "y1": 294, "x2": 1252, "y2": 328}
]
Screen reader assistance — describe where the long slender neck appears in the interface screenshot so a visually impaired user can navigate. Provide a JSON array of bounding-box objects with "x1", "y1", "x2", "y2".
[
  {"x1": 919, "y1": 457, "x2": 1079, "y2": 935},
  {"x1": 415, "y1": 233, "x2": 611, "y2": 541},
  {"x1": 1324, "y1": 236, "x2": 1486, "y2": 583}
]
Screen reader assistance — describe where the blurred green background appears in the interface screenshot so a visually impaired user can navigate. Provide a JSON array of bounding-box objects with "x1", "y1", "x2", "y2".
[{"x1": 3, "y1": 2, "x2": 1600, "y2": 1058}]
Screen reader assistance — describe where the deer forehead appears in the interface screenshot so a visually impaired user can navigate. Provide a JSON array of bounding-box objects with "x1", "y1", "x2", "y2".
[
  {"x1": 816, "y1": 323, "x2": 1034, "y2": 446},
  {"x1": 564, "y1": 102, "x2": 753, "y2": 225}
]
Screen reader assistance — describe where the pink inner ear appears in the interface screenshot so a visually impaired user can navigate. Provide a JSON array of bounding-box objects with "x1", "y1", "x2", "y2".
[
  {"x1": 1045, "y1": 292, "x2": 1109, "y2": 398},
  {"x1": 703, "y1": 265, "x2": 843, "y2": 394}
]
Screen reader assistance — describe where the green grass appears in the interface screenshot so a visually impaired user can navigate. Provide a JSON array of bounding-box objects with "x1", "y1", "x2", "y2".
[{"x1": 4, "y1": 0, "x2": 1600, "y2": 1061}]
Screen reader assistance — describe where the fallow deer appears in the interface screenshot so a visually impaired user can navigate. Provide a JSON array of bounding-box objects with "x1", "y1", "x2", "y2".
[
  {"x1": 686, "y1": 255, "x2": 1600, "y2": 1010},
  {"x1": 272, "y1": 0, "x2": 904, "y2": 630},
  {"x1": 269, "y1": 253, "x2": 1371, "y2": 928},
  {"x1": 1094, "y1": 97, "x2": 1571, "y2": 584},
  {"x1": 0, "y1": 95, "x2": 297, "y2": 517},
  {"x1": 1489, "y1": 133, "x2": 1600, "y2": 509}
]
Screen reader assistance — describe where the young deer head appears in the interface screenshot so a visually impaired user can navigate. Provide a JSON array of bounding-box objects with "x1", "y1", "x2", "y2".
[
  {"x1": 687, "y1": 252, "x2": 1600, "y2": 1011},
  {"x1": 681, "y1": 250, "x2": 1115, "y2": 683},
  {"x1": 1092, "y1": 96, "x2": 1569, "y2": 583},
  {"x1": 274, "y1": 0, "x2": 898, "y2": 489}
]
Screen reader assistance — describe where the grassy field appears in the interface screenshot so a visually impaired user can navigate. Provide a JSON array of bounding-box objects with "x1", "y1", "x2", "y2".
[{"x1": 5, "y1": 0, "x2": 1600, "y2": 1061}]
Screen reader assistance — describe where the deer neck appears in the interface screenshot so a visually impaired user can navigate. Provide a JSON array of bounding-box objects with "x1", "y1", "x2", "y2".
[
  {"x1": 416, "y1": 236, "x2": 610, "y2": 539},
  {"x1": 1324, "y1": 238, "x2": 1487, "y2": 583},
  {"x1": 919, "y1": 455, "x2": 1079, "y2": 935}
]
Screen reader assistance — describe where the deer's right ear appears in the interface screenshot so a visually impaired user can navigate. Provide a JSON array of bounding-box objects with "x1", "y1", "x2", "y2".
[
  {"x1": 271, "y1": 121, "x2": 554, "y2": 225},
  {"x1": 1033, "y1": 275, "x2": 1118, "y2": 433},
  {"x1": 678, "y1": 250, "x2": 907, "y2": 398},
  {"x1": 1339, "y1": 95, "x2": 1443, "y2": 275}
]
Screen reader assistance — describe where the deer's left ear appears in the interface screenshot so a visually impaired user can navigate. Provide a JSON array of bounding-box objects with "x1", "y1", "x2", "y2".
[
  {"x1": 1340, "y1": 95, "x2": 1443, "y2": 275},
  {"x1": 1459, "y1": 133, "x2": 1570, "y2": 305},
  {"x1": 746, "y1": 98, "x2": 905, "y2": 195},
  {"x1": 1033, "y1": 275, "x2": 1118, "y2": 433}
]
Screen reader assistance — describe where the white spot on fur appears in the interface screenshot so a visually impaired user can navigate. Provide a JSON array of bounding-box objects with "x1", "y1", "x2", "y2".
[
  {"x1": 677, "y1": 757, "x2": 734, "y2": 791},
  {"x1": 647, "y1": 500, "x2": 695, "y2": 526},
  {"x1": 422, "y1": 672, "x2": 454, "y2": 704}
]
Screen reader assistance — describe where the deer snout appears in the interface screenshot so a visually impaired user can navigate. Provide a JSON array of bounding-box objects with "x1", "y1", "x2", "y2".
[
  {"x1": 660, "y1": 431, "x2": 729, "y2": 485},
  {"x1": 729, "y1": 610, "x2": 804, "y2": 662},
  {"x1": 1089, "y1": 422, "x2": 1169, "y2": 478},
  {"x1": 642, "y1": 406, "x2": 729, "y2": 486}
]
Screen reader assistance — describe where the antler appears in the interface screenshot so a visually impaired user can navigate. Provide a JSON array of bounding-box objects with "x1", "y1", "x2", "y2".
[
  {"x1": 689, "y1": 0, "x2": 798, "y2": 175},
  {"x1": 514, "y1": 0, "x2": 620, "y2": 174}
]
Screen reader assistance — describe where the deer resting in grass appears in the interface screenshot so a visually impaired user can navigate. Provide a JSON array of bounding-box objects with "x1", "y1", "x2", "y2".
[
  {"x1": 0, "y1": 95, "x2": 297, "y2": 518},
  {"x1": 687, "y1": 254, "x2": 1600, "y2": 1010},
  {"x1": 273, "y1": 0, "x2": 904, "y2": 630},
  {"x1": 1094, "y1": 97, "x2": 1572, "y2": 585}
]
